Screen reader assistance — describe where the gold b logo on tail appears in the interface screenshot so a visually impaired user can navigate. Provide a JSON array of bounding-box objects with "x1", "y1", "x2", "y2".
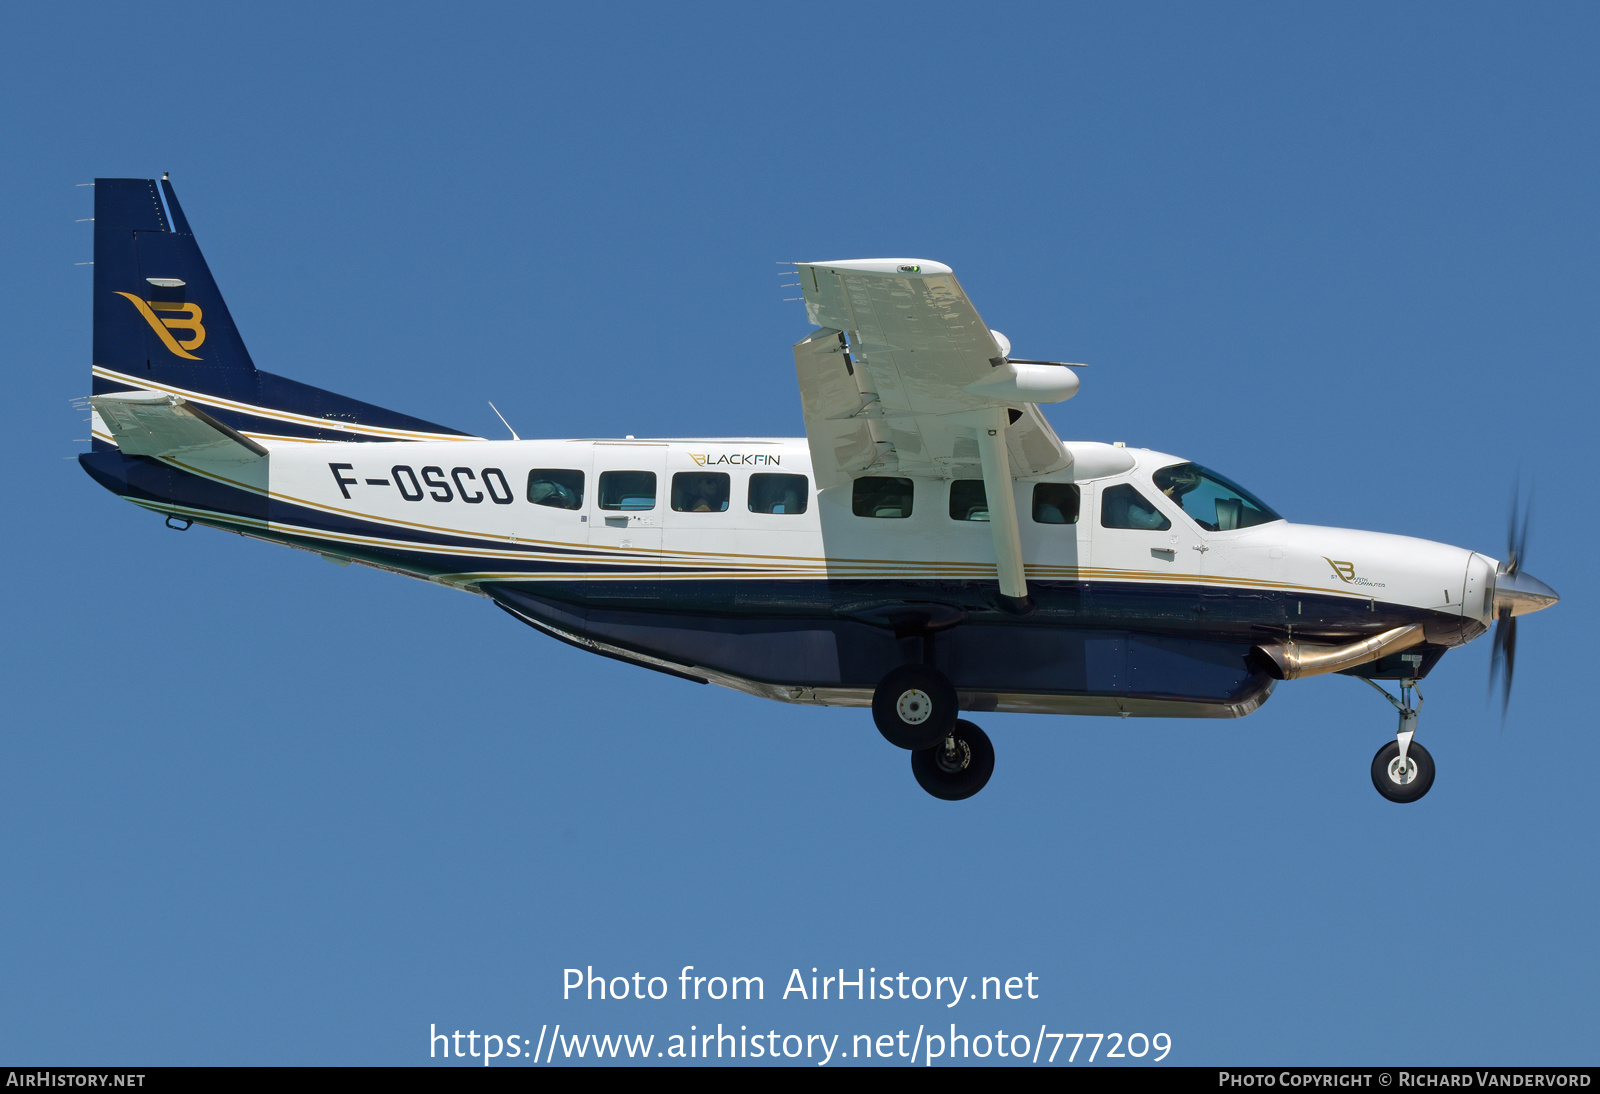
[{"x1": 116, "y1": 292, "x2": 206, "y2": 360}]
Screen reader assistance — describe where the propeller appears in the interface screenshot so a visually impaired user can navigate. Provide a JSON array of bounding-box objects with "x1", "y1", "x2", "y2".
[{"x1": 1488, "y1": 486, "x2": 1533, "y2": 720}]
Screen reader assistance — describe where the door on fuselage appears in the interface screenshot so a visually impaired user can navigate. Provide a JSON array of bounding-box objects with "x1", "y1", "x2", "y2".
[
  {"x1": 1084, "y1": 479, "x2": 1205, "y2": 582},
  {"x1": 1151, "y1": 462, "x2": 1289, "y2": 610},
  {"x1": 586, "y1": 442, "x2": 666, "y2": 600}
]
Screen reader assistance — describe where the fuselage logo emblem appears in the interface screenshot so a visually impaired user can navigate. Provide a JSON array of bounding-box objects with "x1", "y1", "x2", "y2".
[
  {"x1": 116, "y1": 292, "x2": 206, "y2": 360},
  {"x1": 1324, "y1": 557, "x2": 1386, "y2": 589},
  {"x1": 688, "y1": 453, "x2": 781, "y2": 467}
]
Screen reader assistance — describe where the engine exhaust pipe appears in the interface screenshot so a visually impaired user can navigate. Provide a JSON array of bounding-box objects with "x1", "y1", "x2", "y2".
[{"x1": 1251, "y1": 624, "x2": 1425, "y2": 681}]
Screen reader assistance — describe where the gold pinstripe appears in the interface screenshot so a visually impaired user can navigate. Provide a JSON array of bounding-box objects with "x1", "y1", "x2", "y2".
[
  {"x1": 92, "y1": 366, "x2": 472, "y2": 442},
  {"x1": 115, "y1": 487, "x2": 1387, "y2": 599},
  {"x1": 89, "y1": 425, "x2": 1381, "y2": 603}
]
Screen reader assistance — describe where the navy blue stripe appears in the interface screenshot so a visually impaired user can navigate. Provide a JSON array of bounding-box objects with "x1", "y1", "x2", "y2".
[
  {"x1": 487, "y1": 583, "x2": 1284, "y2": 701},
  {"x1": 92, "y1": 373, "x2": 467, "y2": 443},
  {"x1": 81, "y1": 443, "x2": 1469, "y2": 691},
  {"x1": 80, "y1": 450, "x2": 267, "y2": 525},
  {"x1": 81, "y1": 448, "x2": 656, "y2": 575}
]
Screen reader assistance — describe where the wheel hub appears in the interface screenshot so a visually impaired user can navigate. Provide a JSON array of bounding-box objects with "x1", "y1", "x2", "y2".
[
  {"x1": 896, "y1": 688, "x2": 933, "y2": 725},
  {"x1": 935, "y1": 737, "x2": 971, "y2": 774},
  {"x1": 1387, "y1": 756, "x2": 1418, "y2": 786}
]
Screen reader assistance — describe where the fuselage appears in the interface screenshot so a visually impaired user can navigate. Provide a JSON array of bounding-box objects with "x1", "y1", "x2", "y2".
[{"x1": 83, "y1": 429, "x2": 1496, "y2": 718}]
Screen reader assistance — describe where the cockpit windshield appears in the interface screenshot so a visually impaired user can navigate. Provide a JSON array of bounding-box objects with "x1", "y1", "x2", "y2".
[{"x1": 1151, "y1": 463, "x2": 1282, "y2": 531}]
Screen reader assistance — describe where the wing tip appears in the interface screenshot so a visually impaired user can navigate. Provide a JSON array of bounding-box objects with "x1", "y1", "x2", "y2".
[{"x1": 799, "y1": 258, "x2": 953, "y2": 276}]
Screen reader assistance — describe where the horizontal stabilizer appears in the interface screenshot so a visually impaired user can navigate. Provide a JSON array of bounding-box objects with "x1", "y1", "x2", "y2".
[{"x1": 90, "y1": 389, "x2": 268, "y2": 464}]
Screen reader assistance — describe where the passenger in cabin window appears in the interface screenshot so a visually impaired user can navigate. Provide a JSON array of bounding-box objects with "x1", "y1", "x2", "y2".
[
  {"x1": 526, "y1": 469, "x2": 584, "y2": 510},
  {"x1": 675, "y1": 472, "x2": 730, "y2": 513},
  {"x1": 687, "y1": 476, "x2": 720, "y2": 512},
  {"x1": 529, "y1": 480, "x2": 575, "y2": 507}
]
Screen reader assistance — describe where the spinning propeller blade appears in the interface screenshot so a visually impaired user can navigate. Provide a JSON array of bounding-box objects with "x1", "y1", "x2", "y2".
[
  {"x1": 1489, "y1": 487, "x2": 1533, "y2": 720},
  {"x1": 1489, "y1": 604, "x2": 1516, "y2": 720},
  {"x1": 1505, "y1": 483, "x2": 1528, "y2": 578}
]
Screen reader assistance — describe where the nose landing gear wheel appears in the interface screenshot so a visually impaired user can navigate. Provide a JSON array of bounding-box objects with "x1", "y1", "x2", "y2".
[
  {"x1": 1370, "y1": 739, "x2": 1435, "y2": 803},
  {"x1": 872, "y1": 663, "x2": 958, "y2": 750},
  {"x1": 911, "y1": 720, "x2": 995, "y2": 800}
]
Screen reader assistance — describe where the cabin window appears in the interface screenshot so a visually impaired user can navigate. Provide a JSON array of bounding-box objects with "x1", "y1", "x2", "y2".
[
  {"x1": 1151, "y1": 462, "x2": 1282, "y2": 530},
  {"x1": 748, "y1": 473, "x2": 809, "y2": 514},
  {"x1": 671, "y1": 471, "x2": 730, "y2": 513},
  {"x1": 597, "y1": 470, "x2": 657, "y2": 511},
  {"x1": 526, "y1": 469, "x2": 584, "y2": 510},
  {"x1": 949, "y1": 479, "x2": 989, "y2": 521},
  {"x1": 1100, "y1": 483, "x2": 1170, "y2": 530},
  {"x1": 1032, "y1": 483, "x2": 1080, "y2": 524},
  {"x1": 853, "y1": 476, "x2": 914, "y2": 518}
]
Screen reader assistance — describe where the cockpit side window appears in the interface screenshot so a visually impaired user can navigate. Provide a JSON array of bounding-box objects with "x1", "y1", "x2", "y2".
[
  {"x1": 1152, "y1": 462, "x2": 1281, "y2": 530},
  {"x1": 1100, "y1": 483, "x2": 1171, "y2": 531}
]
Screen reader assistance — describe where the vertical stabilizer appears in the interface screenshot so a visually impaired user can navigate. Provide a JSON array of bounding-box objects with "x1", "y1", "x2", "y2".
[
  {"x1": 89, "y1": 176, "x2": 469, "y2": 444},
  {"x1": 93, "y1": 177, "x2": 260, "y2": 402}
]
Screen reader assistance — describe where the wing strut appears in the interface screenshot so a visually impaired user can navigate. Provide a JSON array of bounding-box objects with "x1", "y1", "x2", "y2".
[{"x1": 962, "y1": 407, "x2": 1031, "y2": 612}]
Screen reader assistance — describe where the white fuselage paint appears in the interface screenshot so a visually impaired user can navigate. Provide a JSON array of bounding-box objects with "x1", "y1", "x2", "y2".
[{"x1": 173, "y1": 434, "x2": 1494, "y2": 628}]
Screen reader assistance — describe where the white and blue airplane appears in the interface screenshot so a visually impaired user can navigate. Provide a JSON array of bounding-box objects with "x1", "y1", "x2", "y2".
[{"x1": 81, "y1": 176, "x2": 1558, "y2": 801}]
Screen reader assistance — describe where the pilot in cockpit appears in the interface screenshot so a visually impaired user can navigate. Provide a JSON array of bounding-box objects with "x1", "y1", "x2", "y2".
[{"x1": 1155, "y1": 464, "x2": 1201, "y2": 509}]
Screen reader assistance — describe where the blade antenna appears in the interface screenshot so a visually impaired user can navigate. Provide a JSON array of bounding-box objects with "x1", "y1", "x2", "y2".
[{"x1": 487, "y1": 401, "x2": 520, "y2": 440}]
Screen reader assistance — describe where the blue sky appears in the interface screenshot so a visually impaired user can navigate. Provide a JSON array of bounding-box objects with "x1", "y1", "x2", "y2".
[{"x1": 2, "y1": 3, "x2": 1595, "y2": 1066}]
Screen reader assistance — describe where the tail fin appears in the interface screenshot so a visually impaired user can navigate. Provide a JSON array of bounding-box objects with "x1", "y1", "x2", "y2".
[{"x1": 91, "y1": 176, "x2": 469, "y2": 444}]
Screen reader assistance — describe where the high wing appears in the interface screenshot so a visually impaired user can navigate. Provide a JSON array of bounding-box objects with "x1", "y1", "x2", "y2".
[
  {"x1": 792, "y1": 259, "x2": 1083, "y2": 608},
  {"x1": 792, "y1": 258, "x2": 1079, "y2": 490}
]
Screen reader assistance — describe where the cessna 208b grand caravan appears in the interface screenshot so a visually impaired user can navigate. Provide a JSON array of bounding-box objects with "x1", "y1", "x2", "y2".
[{"x1": 81, "y1": 176, "x2": 1559, "y2": 801}]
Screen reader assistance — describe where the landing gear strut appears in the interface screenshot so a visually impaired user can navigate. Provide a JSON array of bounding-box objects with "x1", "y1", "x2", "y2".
[{"x1": 1362, "y1": 657, "x2": 1435, "y2": 803}]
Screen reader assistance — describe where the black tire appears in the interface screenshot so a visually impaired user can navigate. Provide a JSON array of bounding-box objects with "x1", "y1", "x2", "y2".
[
  {"x1": 872, "y1": 663, "x2": 958, "y2": 750},
  {"x1": 911, "y1": 720, "x2": 995, "y2": 801},
  {"x1": 1370, "y1": 740, "x2": 1435, "y2": 803}
]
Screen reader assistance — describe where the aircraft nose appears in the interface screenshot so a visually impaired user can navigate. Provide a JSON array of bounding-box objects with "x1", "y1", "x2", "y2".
[{"x1": 1495, "y1": 569, "x2": 1560, "y2": 617}]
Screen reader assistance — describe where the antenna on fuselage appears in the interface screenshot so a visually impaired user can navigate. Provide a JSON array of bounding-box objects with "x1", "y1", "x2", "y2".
[{"x1": 487, "y1": 401, "x2": 520, "y2": 440}]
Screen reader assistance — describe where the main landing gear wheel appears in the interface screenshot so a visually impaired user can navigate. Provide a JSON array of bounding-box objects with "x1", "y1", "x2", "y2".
[
  {"x1": 912, "y1": 720, "x2": 995, "y2": 801},
  {"x1": 1371, "y1": 739, "x2": 1435, "y2": 803},
  {"x1": 872, "y1": 663, "x2": 957, "y2": 750}
]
